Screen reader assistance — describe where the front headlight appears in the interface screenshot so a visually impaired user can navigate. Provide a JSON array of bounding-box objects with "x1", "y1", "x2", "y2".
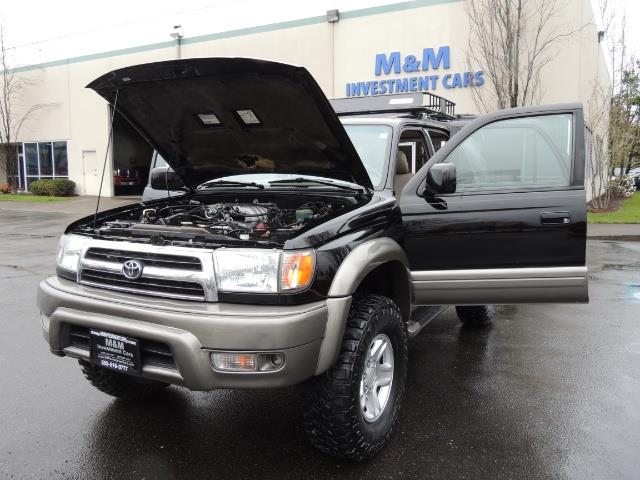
[
  {"x1": 213, "y1": 249, "x2": 315, "y2": 294},
  {"x1": 56, "y1": 234, "x2": 91, "y2": 279}
]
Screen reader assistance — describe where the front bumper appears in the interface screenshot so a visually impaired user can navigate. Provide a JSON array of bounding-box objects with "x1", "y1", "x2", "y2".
[{"x1": 38, "y1": 276, "x2": 333, "y2": 390}]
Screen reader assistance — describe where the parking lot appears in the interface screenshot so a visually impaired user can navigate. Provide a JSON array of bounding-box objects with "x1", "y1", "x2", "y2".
[{"x1": 1, "y1": 208, "x2": 639, "y2": 479}]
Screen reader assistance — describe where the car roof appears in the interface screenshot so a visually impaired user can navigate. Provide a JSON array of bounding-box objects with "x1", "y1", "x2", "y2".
[{"x1": 340, "y1": 115, "x2": 453, "y2": 132}]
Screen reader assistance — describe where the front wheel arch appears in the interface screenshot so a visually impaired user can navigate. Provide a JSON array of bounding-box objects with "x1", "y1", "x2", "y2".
[
  {"x1": 354, "y1": 260, "x2": 411, "y2": 324},
  {"x1": 327, "y1": 238, "x2": 411, "y2": 322},
  {"x1": 316, "y1": 239, "x2": 411, "y2": 375}
]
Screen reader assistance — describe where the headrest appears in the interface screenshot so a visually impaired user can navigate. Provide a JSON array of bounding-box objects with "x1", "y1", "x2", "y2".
[{"x1": 396, "y1": 150, "x2": 410, "y2": 174}]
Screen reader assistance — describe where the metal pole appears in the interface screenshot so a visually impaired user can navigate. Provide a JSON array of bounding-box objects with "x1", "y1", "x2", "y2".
[{"x1": 93, "y1": 89, "x2": 119, "y2": 229}]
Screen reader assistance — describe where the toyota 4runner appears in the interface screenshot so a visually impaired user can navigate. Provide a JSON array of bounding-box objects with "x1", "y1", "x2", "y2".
[{"x1": 38, "y1": 58, "x2": 588, "y2": 461}]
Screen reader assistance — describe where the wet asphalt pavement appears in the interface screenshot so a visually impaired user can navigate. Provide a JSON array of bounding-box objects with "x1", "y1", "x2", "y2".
[{"x1": 1, "y1": 210, "x2": 639, "y2": 479}]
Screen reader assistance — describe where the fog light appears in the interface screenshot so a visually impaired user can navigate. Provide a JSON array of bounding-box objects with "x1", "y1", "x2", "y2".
[
  {"x1": 211, "y1": 352, "x2": 257, "y2": 371},
  {"x1": 257, "y1": 353, "x2": 285, "y2": 371},
  {"x1": 269, "y1": 354, "x2": 284, "y2": 368},
  {"x1": 40, "y1": 313, "x2": 50, "y2": 332}
]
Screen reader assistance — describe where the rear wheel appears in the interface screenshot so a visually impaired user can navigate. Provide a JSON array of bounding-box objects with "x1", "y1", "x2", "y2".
[
  {"x1": 79, "y1": 360, "x2": 169, "y2": 400},
  {"x1": 303, "y1": 294, "x2": 408, "y2": 461},
  {"x1": 455, "y1": 305, "x2": 495, "y2": 327}
]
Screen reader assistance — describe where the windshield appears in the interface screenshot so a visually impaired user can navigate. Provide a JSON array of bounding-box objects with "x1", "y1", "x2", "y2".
[{"x1": 343, "y1": 124, "x2": 392, "y2": 188}]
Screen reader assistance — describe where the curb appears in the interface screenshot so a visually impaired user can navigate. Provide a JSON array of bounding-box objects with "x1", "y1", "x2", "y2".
[{"x1": 588, "y1": 235, "x2": 640, "y2": 241}]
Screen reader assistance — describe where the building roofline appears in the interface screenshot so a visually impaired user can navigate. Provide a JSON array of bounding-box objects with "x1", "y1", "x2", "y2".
[{"x1": 9, "y1": 0, "x2": 461, "y2": 74}]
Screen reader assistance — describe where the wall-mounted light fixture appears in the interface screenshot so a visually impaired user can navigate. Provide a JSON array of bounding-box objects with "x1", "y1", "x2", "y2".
[
  {"x1": 597, "y1": 30, "x2": 605, "y2": 43},
  {"x1": 170, "y1": 25, "x2": 184, "y2": 60},
  {"x1": 170, "y1": 25, "x2": 184, "y2": 40},
  {"x1": 326, "y1": 9, "x2": 339, "y2": 23}
]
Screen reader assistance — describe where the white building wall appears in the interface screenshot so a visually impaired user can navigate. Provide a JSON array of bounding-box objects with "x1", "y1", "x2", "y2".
[
  {"x1": 332, "y1": 2, "x2": 477, "y2": 112},
  {"x1": 9, "y1": 0, "x2": 611, "y2": 197}
]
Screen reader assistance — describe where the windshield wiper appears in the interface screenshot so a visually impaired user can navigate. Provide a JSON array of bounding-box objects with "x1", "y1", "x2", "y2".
[
  {"x1": 198, "y1": 179, "x2": 264, "y2": 189},
  {"x1": 268, "y1": 177, "x2": 363, "y2": 192}
]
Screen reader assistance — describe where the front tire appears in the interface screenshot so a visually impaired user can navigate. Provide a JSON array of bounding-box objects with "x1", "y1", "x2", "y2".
[
  {"x1": 79, "y1": 360, "x2": 169, "y2": 400},
  {"x1": 304, "y1": 294, "x2": 408, "y2": 461}
]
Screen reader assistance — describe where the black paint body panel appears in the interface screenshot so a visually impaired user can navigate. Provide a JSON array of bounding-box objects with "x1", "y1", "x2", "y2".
[{"x1": 402, "y1": 189, "x2": 586, "y2": 270}]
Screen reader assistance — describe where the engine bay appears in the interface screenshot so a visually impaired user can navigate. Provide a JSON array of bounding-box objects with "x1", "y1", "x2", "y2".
[
  {"x1": 136, "y1": 200, "x2": 337, "y2": 241},
  {"x1": 85, "y1": 194, "x2": 356, "y2": 247}
]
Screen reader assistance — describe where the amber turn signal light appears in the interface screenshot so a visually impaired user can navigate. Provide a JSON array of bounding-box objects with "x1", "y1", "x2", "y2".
[{"x1": 280, "y1": 250, "x2": 315, "y2": 291}]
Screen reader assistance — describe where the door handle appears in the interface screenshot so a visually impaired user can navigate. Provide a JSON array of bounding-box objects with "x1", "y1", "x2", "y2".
[{"x1": 540, "y1": 211, "x2": 570, "y2": 225}]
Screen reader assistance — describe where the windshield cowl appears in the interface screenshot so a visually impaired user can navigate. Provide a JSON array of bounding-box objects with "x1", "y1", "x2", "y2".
[{"x1": 196, "y1": 174, "x2": 367, "y2": 192}]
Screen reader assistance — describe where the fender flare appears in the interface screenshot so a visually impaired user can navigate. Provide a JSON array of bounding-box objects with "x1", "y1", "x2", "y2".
[
  {"x1": 327, "y1": 237, "x2": 410, "y2": 298},
  {"x1": 315, "y1": 238, "x2": 410, "y2": 374}
]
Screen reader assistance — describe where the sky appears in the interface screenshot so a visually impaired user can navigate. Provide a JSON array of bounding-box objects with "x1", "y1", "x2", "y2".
[{"x1": 0, "y1": 0, "x2": 638, "y2": 68}]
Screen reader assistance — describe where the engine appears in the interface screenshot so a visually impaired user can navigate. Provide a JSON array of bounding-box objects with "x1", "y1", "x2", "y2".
[{"x1": 97, "y1": 199, "x2": 340, "y2": 244}]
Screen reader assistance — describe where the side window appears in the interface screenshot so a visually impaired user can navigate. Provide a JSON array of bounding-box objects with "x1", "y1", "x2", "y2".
[
  {"x1": 428, "y1": 130, "x2": 449, "y2": 152},
  {"x1": 446, "y1": 113, "x2": 573, "y2": 192},
  {"x1": 397, "y1": 130, "x2": 431, "y2": 174},
  {"x1": 395, "y1": 129, "x2": 431, "y2": 196}
]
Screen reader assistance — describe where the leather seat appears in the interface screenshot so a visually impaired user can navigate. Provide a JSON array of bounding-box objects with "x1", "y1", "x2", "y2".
[{"x1": 394, "y1": 150, "x2": 413, "y2": 196}]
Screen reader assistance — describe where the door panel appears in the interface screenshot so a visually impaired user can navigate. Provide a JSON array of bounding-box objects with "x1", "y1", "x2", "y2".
[
  {"x1": 403, "y1": 189, "x2": 586, "y2": 270},
  {"x1": 82, "y1": 150, "x2": 98, "y2": 196},
  {"x1": 400, "y1": 104, "x2": 588, "y2": 305}
]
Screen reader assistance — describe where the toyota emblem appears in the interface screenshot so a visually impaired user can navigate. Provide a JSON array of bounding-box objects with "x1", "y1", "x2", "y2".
[{"x1": 122, "y1": 259, "x2": 144, "y2": 280}]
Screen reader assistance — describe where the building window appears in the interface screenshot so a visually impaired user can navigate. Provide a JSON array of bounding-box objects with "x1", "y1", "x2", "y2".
[
  {"x1": 54, "y1": 142, "x2": 68, "y2": 176},
  {"x1": 39, "y1": 143, "x2": 53, "y2": 176},
  {"x1": 16, "y1": 141, "x2": 68, "y2": 191}
]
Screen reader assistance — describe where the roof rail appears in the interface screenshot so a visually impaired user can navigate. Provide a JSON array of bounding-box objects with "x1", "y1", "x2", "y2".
[{"x1": 330, "y1": 92, "x2": 456, "y2": 120}]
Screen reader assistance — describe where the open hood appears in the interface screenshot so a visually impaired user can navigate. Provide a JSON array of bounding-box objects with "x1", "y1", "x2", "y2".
[{"x1": 87, "y1": 58, "x2": 373, "y2": 190}]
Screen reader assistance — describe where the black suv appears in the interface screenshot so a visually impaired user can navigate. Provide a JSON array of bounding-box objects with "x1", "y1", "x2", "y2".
[{"x1": 38, "y1": 58, "x2": 588, "y2": 461}]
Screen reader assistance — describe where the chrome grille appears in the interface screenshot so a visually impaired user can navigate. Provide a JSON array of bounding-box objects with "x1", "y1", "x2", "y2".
[
  {"x1": 81, "y1": 268, "x2": 206, "y2": 300},
  {"x1": 78, "y1": 239, "x2": 216, "y2": 301},
  {"x1": 85, "y1": 248, "x2": 202, "y2": 271}
]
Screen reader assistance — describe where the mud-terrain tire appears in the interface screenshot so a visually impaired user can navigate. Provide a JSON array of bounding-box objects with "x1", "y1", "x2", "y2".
[
  {"x1": 304, "y1": 294, "x2": 408, "y2": 461},
  {"x1": 455, "y1": 305, "x2": 495, "y2": 327},
  {"x1": 79, "y1": 360, "x2": 169, "y2": 400}
]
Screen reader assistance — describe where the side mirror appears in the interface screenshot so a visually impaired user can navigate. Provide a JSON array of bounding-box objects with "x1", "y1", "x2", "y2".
[
  {"x1": 150, "y1": 167, "x2": 185, "y2": 190},
  {"x1": 426, "y1": 162, "x2": 456, "y2": 194}
]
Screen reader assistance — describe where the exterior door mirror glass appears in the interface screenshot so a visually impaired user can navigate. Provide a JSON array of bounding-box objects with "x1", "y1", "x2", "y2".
[
  {"x1": 150, "y1": 167, "x2": 185, "y2": 190},
  {"x1": 426, "y1": 162, "x2": 456, "y2": 194}
]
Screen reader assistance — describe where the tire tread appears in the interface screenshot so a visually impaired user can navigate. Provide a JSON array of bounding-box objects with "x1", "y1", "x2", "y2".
[
  {"x1": 79, "y1": 360, "x2": 168, "y2": 400},
  {"x1": 304, "y1": 294, "x2": 407, "y2": 461}
]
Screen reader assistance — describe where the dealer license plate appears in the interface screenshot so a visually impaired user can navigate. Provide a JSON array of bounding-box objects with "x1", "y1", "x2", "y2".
[{"x1": 90, "y1": 329, "x2": 141, "y2": 374}]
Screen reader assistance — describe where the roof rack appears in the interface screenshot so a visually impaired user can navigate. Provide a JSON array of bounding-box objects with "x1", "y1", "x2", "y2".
[{"x1": 330, "y1": 92, "x2": 456, "y2": 120}]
